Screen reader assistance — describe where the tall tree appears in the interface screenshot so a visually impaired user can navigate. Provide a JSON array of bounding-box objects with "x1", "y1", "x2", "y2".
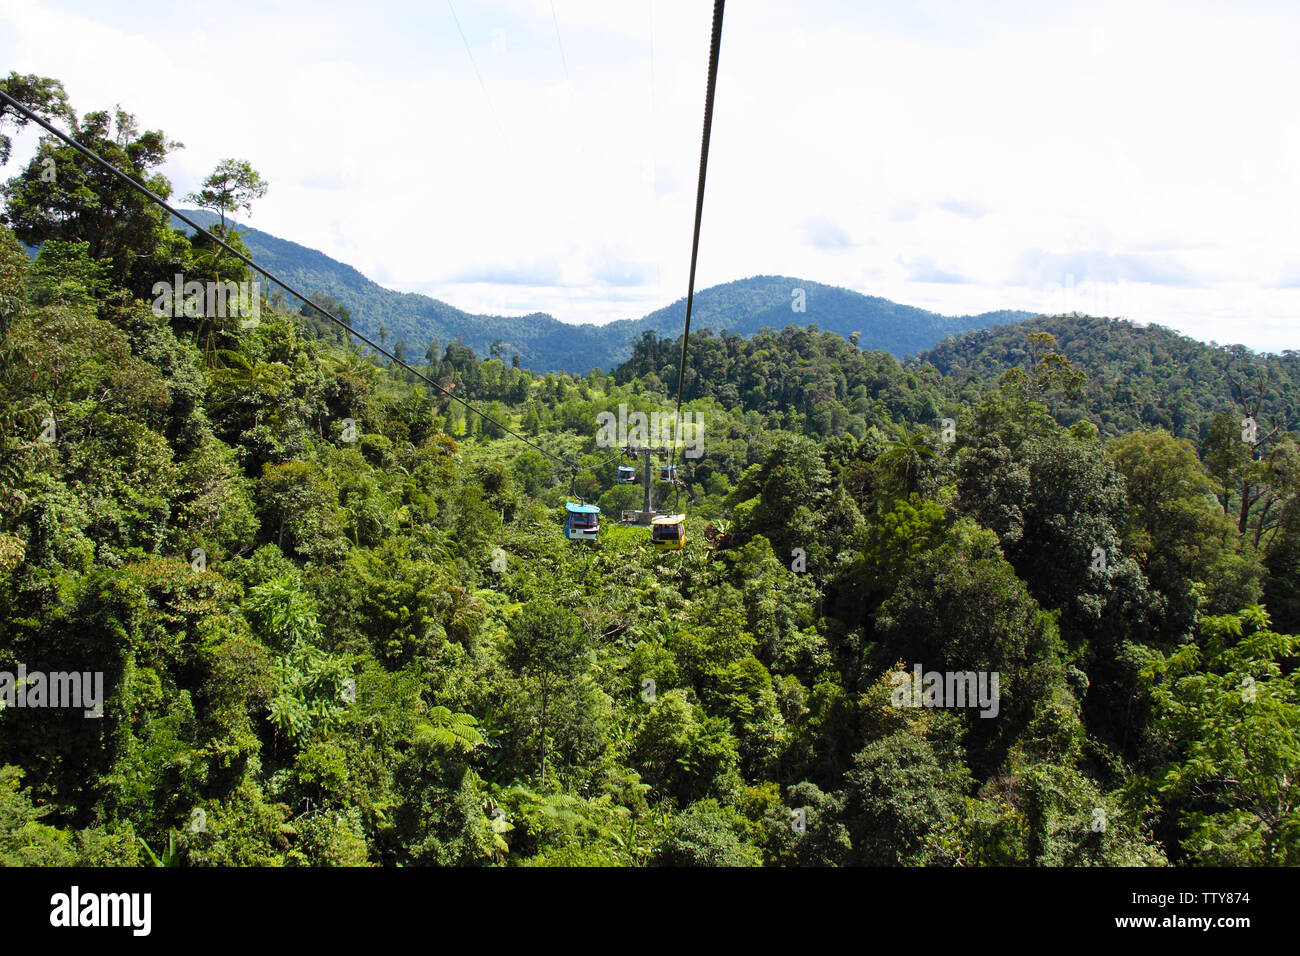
[
  {"x1": 185, "y1": 158, "x2": 268, "y2": 244},
  {"x1": 2, "y1": 105, "x2": 185, "y2": 296},
  {"x1": 0, "y1": 72, "x2": 74, "y2": 166},
  {"x1": 507, "y1": 603, "x2": 587, "y2": 785}
]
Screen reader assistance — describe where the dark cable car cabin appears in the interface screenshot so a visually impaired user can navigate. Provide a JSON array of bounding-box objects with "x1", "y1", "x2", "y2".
[
  {"x1": 616, "y1": 465, "x2": 637, "y2": 484},
  {"x1": 659, "y1": 465, "x2": 677, "y2": 482},
  {"x1": 650, "y1": 513, "x2": 686, "y2": 550},
  {"x1": 564, "y1": 502, "x2": 601, "y2": 541}
]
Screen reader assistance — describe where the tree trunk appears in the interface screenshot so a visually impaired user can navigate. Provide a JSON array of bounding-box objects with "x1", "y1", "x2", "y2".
[
  {"x1": 215, "y1": 207, "x2": 227, "y2": 261},
  {"x1": 1239, "y1": 479, "x2": 1253, "y2": 536},
  {"x1": 540, "y1": 683, "x2": 548, "y2": 785}
]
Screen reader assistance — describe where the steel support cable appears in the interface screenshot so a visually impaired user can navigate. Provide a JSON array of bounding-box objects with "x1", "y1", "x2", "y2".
[
  {"x1": 0, "y1": 88, "x2": 582, "y2": 471},
  {"x1": 446, "y1": 0, "x2": 507, "y2": 140},
  {"x1": 550, "y1": 0, "x2": 571, "y2": 81},
  {"x1": 568, "y1": 448, "x2": 630, "y2": 504},
  {"x1": 670, "y1": 0, "x2": 724, "y2": 477},
  {"x1": 589, "y1": 449, "x2": 628, "y2": 470}
]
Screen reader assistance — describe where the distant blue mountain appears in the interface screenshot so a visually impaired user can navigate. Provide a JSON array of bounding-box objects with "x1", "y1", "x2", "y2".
[{"x1": 170, "y1": 209, "x2": 1030, "y2": 372}]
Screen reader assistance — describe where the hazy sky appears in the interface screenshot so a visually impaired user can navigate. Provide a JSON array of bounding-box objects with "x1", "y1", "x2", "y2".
[{"x1": 3, "y1": 0, "x2": 1299, "y2": 351}]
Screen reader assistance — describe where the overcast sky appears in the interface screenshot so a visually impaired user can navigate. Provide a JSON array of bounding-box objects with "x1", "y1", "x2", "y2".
[{"x1": 3, "y1": 0, "x2": 1299, "y2": 351}]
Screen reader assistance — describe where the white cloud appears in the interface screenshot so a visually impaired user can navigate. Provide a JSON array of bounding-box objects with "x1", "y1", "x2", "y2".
[{"x1": 2, "y1": 0, "x2": 1298, "y2": 350}]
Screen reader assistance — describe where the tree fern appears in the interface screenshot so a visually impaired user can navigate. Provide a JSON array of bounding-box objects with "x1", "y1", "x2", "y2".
[{"x1": 413, "y1": 706, "x2": 486, "y2": 754}]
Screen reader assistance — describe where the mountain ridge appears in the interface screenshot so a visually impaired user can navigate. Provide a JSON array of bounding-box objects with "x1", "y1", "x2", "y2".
[{"x1": 170, "y1": 209, "x2": 1032, "y2": 372}]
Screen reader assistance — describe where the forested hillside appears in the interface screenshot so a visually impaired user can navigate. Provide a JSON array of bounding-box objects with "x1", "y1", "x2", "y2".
[
  {"x1": 2, "y1": 73, "x2": 1299, "y2": 867},
  {"x1": 919, "y1": 314, "x2": 1300, "y2": 440}
]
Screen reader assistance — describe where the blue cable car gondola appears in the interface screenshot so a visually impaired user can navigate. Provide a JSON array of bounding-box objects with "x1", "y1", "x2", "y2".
[
  {"x1": 659, "y1": 465, "x2": 677, "y2": 482},
  {"x1": 616, "y1": 465, "x2": 637, "y2": 484},
  {"x1": 564, "y1": 502, "x2": 601, "y2": 541}
]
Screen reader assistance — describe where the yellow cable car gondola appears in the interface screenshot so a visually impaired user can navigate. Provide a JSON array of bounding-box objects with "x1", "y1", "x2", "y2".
[{"x1": 650, "y1": 513, "x2": 686, "y2": 550}]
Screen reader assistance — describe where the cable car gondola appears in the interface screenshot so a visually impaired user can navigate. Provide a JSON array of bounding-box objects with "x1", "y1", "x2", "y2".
[
  {"x1": 564, "y1": 502, "x2": 601, "y2": 541},
  {"x1": 616, "y1": 465, "x2": 637, "y2": 484},
  {"x1": 659, "y1": 465, "x2": 678, "y2": 482},
  {"x1": 650, "y1": 513, "x2": 686, "y2": 550}
]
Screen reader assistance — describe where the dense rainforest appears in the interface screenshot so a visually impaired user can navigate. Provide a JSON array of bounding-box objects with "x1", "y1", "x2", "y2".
[{"x1": 1, "y1": 74, "x2": 1298, "y2": 867}]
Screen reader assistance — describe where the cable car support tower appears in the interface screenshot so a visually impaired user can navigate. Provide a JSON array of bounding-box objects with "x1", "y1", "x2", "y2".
[{"x1": 619, "y1": 445, "x2": 674, "y2": 526}]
